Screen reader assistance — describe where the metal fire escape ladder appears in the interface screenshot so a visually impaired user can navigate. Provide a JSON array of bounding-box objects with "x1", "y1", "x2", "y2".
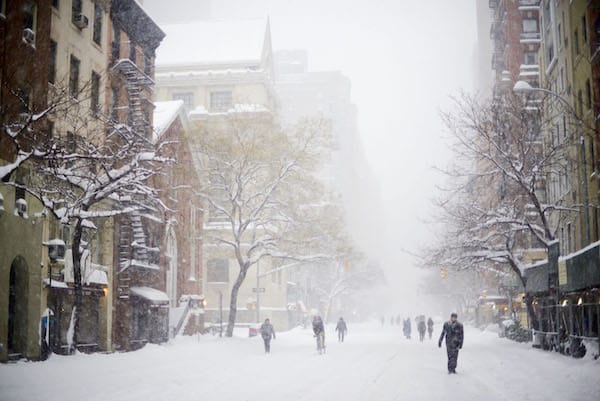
[{"x1": 112, "y1": 59, "x2": 157, "y2": 297}]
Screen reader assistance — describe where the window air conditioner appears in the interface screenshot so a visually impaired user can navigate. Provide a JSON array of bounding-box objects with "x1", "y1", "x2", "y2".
[
  {"x1": 73, "y1": 13, "x2": 89, "y2": 29},
  {"x1": 22, "y1": 28, "x2": 35, "y2": 46},
  {"x1": 15, "y1": 198, "x2": 28, "y2": 218}
]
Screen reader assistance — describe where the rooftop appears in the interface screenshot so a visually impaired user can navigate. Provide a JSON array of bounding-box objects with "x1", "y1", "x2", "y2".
[{"x1": 156, "y1": 18, "x2": 268, "y2": 67}]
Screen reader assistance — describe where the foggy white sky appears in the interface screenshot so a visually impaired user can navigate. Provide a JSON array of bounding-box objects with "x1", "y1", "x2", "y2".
[{"x1": 144, "y1": 0, "x2": 479, "y2": 311}]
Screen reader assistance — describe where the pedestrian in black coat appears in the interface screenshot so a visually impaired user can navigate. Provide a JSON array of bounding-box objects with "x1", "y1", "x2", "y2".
[{"x1": 438, "y1": 312, "x2": 464, "y2": 374}]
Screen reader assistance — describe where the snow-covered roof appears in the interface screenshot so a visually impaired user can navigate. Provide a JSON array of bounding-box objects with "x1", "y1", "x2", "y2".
[
  {"x1": 153, "y1": 100, "x2": 185, "y2": 139},
  {"x1": 130, "y1": 286, "x2": 170, "y2": 304},
  {"x1": 189, "y1": 103, "x2": 270, "y2": 120},
  {"x1": 156, "y1": 19, "x2": 268, "y2": 67}
]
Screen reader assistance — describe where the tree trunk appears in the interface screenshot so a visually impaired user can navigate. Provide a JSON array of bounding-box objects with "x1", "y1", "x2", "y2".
[
  {"x1": 70, "y1": 217, "x2": 84, "y2": 353},
  {"x1": 225, "y1": 266, "x2": 248, "y2": 337},
  {"x1": 511, "y1": 263, "x2": 539, "y2": 331}
]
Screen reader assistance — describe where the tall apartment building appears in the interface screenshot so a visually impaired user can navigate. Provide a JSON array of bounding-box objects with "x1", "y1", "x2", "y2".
[
  {"x1": 489, "y1": 0, "x2": 545, "y2": 266},
  {"x1": 0, "y1": 0, "x2": 53, "y2": 362}
]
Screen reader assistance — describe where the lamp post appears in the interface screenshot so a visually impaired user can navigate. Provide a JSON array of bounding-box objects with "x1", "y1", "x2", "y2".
[{"x1": 513, "y1": 80, "x2": 591, "y2": 245}]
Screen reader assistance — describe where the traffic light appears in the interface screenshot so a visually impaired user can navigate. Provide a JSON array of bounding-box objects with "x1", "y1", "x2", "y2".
[{"x1": 440, "y1": 267, "x2": 448, "y2": 279}]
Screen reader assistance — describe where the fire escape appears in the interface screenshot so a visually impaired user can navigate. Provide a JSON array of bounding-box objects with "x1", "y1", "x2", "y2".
[{"x1": 111, "y1": 57, "x2": 157, "y2": 300}]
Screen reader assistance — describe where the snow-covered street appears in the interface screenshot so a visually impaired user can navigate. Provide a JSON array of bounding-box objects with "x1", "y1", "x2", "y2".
[{"x1": 1, "y1": 323, "x2": 598, "y2": 401}]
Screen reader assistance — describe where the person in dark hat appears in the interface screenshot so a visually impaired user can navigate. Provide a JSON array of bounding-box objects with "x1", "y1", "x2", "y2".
[{"x1": 438, "y1": 312, "x2": 464, "y2": 374}]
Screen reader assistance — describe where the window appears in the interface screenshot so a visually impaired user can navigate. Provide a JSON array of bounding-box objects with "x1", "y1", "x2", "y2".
[
  {"x1": 52, "y1": 0, "x2": 58, "y2": 9},
  {"x1": 91, "y1": 71, "x2": 101, "y2": 115},
  {"x1": 69, "y1": 55, "x2": 80, "y2": 98},
  {"x1": 47, "y1": 120, "x2": 54, "y2": 139},
  {"x1": 23, "y1": 1, "x2": 37, "y2": 32},
  {"x1": 49, "y1": 40, "x2": 57, "y2": 84},
  {"x1": 557, "y1": 23, "x2": 562, "y2": 49},
  {"x1": 18, "y1": 87, "x2": 31, "y2": 114},
  {"x1": 547, "y1": 43, "x2": 554, "y2": 63},
  {"x1": 585, "y1": 79, "x2": 591, "y2": 110},
  {"x1": 574, "y1": 30, "x2": 579, "y2": 54},
  {"x1": 567, "y1": 223, "x2": 572, "y2": 254},
  {"x1": 558, "y1": 67, "x2": 564, "y2": 92},
  {"x1": 523, "y1": 19, "x2": 538, "y2": 33},
  {"x1": 562, "y1": 115, "x2": 567, "y2": 140},
  {"x1": 111, "y1": 86, "x2": 119, "y2": 120},
  {"x1": 173, "y1": 92, "x2": 194, "y2": 109},
  {"x1": 71, "y1": 0, "x2": 81, "y2": 20},
  {"x1": 144, "y1": 53, "x2": 152, "y2": 76},
  {"x1": 578, "y1": 90, "x2": 583, "y2": 116},
  {"x1": 524, "y1": 52, "x2": 537, "y2": 65},
  {"x1": 129, "y1": 40, "x2": 136, "y2": 63},
  {"x1": 1, "y1": 0, "x2": 6, "y2": 16},
  {"x1": 210, "y1": 91, "x2": 232, "y2": 111},
  {"x1": 582, "y1": 16, "x2": 587, "y2": 43},
  {"x1": 112, "y1": 25, "x2": 120, "y2": 61},
  {"x1": 93, "y1": 3, "x2": 102, "y2": 46},
  {"x1": 207, "y1": 259, "x2": 229, "y2": 283}
]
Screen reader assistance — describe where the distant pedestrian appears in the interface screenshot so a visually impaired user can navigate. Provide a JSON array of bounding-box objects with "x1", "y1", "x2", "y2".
[
  {"x1": 403, "y1": 318, "x2": 412, "y2": 339},
  {"x1": 336, "y1": 317, "x2": 348, "y2": 342},
  {"x1": 381, "y1": 316, "x2": 385, "y2": 326},
  {"x1": 396, "y1": 314, "x2": 402, "y2": 326},
  {"x1": 427, "y1": 317, "x2": 434, "y2": 339},
  {"x1": 260, "y1": 318, "x2": 276, "y2": 353},
  {"x1": 438, "y1": 313, "x2": 464, "y2": 374},
  {"x1": 418, "y1": 319, "x2": 426, "y2": 342},
  {"x1": 313, "y1": 315, "x2": 326, "y2": 353}
]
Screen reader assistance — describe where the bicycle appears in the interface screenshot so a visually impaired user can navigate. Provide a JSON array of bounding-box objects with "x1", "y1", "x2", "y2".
[{"x1": 315, "y1": 332, "x2": 326, "y2": 354}]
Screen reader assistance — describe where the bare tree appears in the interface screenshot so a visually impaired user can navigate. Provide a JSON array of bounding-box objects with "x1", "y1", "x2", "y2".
[
  {"x1": 427, "y1": 92, "x2": 583, "y2": 328},
  {"x1": 195, "y1": 115, "x2": 334, "y2": 336},
  {"x1": 1, "y1": 78, "x2": 169, "y2": 351}
]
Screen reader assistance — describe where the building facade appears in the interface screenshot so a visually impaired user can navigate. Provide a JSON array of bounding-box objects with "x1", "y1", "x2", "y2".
[
  {"x1": 155, "y1": 18, "x2": 289, "y2": 330},
  {"x1": 0, "y1": 0, "x2": 52, "y2": 362},
  {"x1": 108, "y1": 0, "x2": 167, "y2": 350}
]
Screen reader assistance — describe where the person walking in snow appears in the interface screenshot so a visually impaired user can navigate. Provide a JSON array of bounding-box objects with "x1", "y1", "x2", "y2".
[
  {"x1": 335, "y1": 317, "x2": 348, "y2": 342},
  {"x1": 312, "y1": 315, "x2": 326, "y2": 353},
  {"x1": 438, "y1": 312, "x2": 464, "y2": 374},
  {"x1": 403, "y1": 318, "x2": 412, "y2": 339},
  {"x1": 260, "y1": 318, "x2": 276, "y2": 353},
  {"x1": 427, "y1": 317, "x2": 434, "y2": 340},
  {"x1": 417, "y1": 318, "x2": 427, "y2": 342}
]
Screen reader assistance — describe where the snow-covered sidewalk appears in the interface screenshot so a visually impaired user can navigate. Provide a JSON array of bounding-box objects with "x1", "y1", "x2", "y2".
[{"x1": 0, "y1": 323, "x2": 598, "y2": 401}]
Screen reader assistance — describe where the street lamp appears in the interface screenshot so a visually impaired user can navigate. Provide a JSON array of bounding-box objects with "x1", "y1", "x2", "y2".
[{"x1": 513, "y1": 80, "x2": 591, "y2": 246}]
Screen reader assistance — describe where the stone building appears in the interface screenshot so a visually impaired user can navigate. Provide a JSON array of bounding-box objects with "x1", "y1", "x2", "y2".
[{"x1": 154, "y1": 18, "x2": 289, "y2": 330}]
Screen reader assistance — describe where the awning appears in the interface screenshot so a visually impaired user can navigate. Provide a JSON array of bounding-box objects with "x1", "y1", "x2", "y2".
[{"x1": 130, "y1": 286, "x2": 170, "y2": 305}]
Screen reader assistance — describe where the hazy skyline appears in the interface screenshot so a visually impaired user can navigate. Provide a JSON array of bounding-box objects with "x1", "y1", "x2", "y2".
[{"x1": 143, "y1": 0, "x2": 479, "y2": 311}]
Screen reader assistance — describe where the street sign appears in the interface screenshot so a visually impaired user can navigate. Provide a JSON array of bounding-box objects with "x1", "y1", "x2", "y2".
[{"x1": 252, "y1": 288, "x2": 266, "y2": 293}]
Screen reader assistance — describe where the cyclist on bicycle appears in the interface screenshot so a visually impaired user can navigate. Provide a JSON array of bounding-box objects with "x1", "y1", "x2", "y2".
[{"x1": 312, "y1": 315, "x2": 325, "y2": 353}]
